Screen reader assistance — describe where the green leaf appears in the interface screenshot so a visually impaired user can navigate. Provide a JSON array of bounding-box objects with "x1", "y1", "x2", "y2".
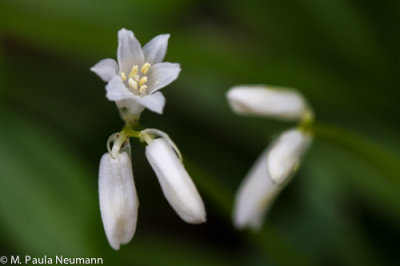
[
  {"x1": 0, "y1": 109, "x2": 97, "y2": 256},
  {"x1": 314, "y1": 122, "x2": 400, "y2": 189}
]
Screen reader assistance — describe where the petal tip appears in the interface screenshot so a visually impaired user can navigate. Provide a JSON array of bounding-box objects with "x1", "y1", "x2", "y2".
[
  {"x1": 187, "y1": 212, "x2": 207, "y2": 224},
  {"x1": 153, "y1": 101, "x2": 165, "y2": 114},
  {"x1": 160, "y1": 33, "x2": 171, "y2": 40},
  {"x1": 110, "y1": 243, "x2": 120, "y2": 251},
  {"x1": 118, "y1": 27, "x2": 131, "y2": 34}
]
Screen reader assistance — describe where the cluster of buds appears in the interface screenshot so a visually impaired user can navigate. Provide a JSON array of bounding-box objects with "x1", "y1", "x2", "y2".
[
  {"x1": 226, "y1": 85, "x2": 313, "y2": 229},
  {"x1": 91, "y1": 29, "x2": 206, "y2": 250}
]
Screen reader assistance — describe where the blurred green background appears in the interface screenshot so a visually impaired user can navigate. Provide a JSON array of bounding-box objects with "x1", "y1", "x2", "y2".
[{"x1": 0, "y1": 0, "x2": 399, "y2": 265}]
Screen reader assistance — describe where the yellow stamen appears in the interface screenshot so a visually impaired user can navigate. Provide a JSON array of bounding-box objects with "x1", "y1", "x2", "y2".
[
  {"x1": 141, "y1": 63, "x2": 151, "y2": 74},
  {"x1": 128, "y1": 77, "x2": 138, "y2": 90},
  {"x1": 139, "y1": 76, "x2": 148, "y2": 87},
  {"x1": 120, "y1": 72, "x2": 127, "y2": 81},
  {"x1": 128, "y1": 65, "x2": 139, "y2": 78},
  {"x1": 139, "y1": 85, "x2": 148, "y2": 94}
]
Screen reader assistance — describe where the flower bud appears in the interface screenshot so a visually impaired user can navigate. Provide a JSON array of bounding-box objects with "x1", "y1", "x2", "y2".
[
  {"x1": 267, "y1": 129, "x2": 312, "y2": 185},
  {"x1": 145, "y1": 138, "x2": 206, "y2": 224},
  {"x1": 99, "y1": 152, "x2": 138, "y2": 250},
  {"x1": 226, "y1": 85, "x2": 309, "y2": 120},
  {"x1": 233, "y1": 149, "x2": 280, "y2": 230},
  {"x1": 233, "y1": 129, "x2": 312, "y2": 229}
]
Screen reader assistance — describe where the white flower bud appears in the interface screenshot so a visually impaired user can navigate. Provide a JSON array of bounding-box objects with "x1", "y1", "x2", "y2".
[
  {"x1": 226, "y1": 85, "x2": 309, "y2": 120},
  {"x1": 145, "y1": 138, "x2": 206, "y2": 224},
  {"x1": 233, "y1": 129, "x2": 312, "y2": 230},
  {"x1": 99, "y1": 152, "x2": 138, "y2": 250},
  {"x1": 233, "y1": 149, "x2": 280, "y2": 230},
  {"x1": 267, "y1": 129, "x2": 312, "y2": 185}
]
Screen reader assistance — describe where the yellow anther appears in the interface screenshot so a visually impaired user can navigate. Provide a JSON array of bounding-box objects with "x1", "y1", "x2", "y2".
[
  {"x1": 139, "y1": 76, "x2": 148, "y2": 87},
  {"x1": 141, "y1": 63, "x2": 151, "y2": 74},
  {"x1": 139, "y1": 85, "x2": 148, "y2": 94},
  {"x1": 128, "y1": 77, "x2": 138, "y2": 90},
  {"x1": 120, "y1": 72, "x2": 127, "y2": 81},
  {"x1": 128, "y1": 65, "x2": 139, "y2": 78}
]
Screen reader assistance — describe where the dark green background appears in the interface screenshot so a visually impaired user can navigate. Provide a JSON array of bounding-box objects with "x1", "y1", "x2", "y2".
[{"x1": 0, "y1": 0, "x2": 399, "y2": 265}]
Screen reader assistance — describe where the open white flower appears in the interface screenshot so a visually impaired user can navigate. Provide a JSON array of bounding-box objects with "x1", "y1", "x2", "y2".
[
  {"x1": 226, "y1": 85, "x2": 310, "y2": 120},
  {"x1": 267, "y1": 129, "x2": 312, "y2": 185},
  {"x1": 233, "y1": 128, "x2": 311, "y2": 230},
  {"x1": 91, "y1": 28, "x2": 181, "y2": 115},
  {"x1": 145, "y1": 137, "x2": 206, "y2": 224},
  {"x1": 98, "y1": 149, "x2": 138, "y2": 250}
]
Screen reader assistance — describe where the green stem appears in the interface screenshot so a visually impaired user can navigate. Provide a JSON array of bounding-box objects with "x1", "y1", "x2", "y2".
[
  {"x1": 312, "y1": 122, "x2": 400, "y2": 186},
  {"x1": 122, "y1": 126, "x2": 141, "y2": 138}
]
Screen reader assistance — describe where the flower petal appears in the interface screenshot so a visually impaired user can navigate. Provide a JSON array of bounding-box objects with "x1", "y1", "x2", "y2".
[
  {"x1": 116, "y1": 99, "x2": 145, "y2": 118},
  {"x1": 147, "y1": 62, "x2": 181, "y2": 93},
  {"x1": 226, "y1": 85, "x2": 308, "y2": 120},
  {"x1": 117, "y1": 28, "x2": 144, "y2": 74},
  {"x1": 143, "y1": 34, "x2": 170, "y2": 64},
  {"x1": 267, "y1": 129, "x2": 312, "y2": 185},
  {"x1": 99, "y1": 152, "x2": 138, "y2": 250},
  {"x1": 90, "y1": 58, "x2": 118, "y2": 82},
  {"x1": 145, "y1": 138, "x2": 206, "y2": 224},
  {"x1": 105, "y1": 76, "x2": 133, "y2": 101},
  {"x1": 233, "y1": 149, "x2": 280, "y2": 230},
  {"x1": 134, "y1": 91, "x2": 166, "y2": 114}
]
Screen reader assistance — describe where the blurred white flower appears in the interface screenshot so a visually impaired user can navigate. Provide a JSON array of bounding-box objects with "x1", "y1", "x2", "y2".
[
  {"x1": 267, "y1": 129, "x2": 312, "y2": 185},
  {"x1": 233, "y1": 148, "x2": 279, "y2": 230},
  {"x1": 226, "y1": 85, "x2": 310, "y2": 120},
  {"x1": 91, "y1": 28, "x2": 181, "y2": 115},
  {"x1": 233, "y1": 128, "x2": 311, "y2": 230},
  {"x1": 144, "y1": 134, "x2": 206, "y2": 224},
  {"x1": 98, "y1": 147, "x2": 138, "y2": 250}
]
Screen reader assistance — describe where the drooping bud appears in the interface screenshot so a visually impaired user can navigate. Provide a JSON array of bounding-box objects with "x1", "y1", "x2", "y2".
[
  {"x1": 267, "y1": 129, "x2": 312, "y2": 185},
  {"x1": 145, "y1": 138, "x2": 206, "y2": 224},
  {"x1": 233, "y1": 129, "x2": 312, "y2": 230},
  {"x1": 226, "y1": 85, "x2": 309, "y2": 121},
  {"x1": 233, "y1": 149, "x2": 280, "y2": 230},
  {"x1": 98, "y1": 151, "x2": 138, "y2": 250}
]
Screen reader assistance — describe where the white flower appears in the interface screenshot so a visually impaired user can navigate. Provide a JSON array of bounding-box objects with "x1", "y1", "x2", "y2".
[
  {"x1": 91, "y1": 28, "x2": 181, "y2": 115},
  {"x1": 267, "y1": 129, "x2": 312, "y2": 185},
  {"x1": 233, "y1": 148, "x2": 279, "y2": 230},
  {"x1": 98, "y1": 150, "x2": 138, "y2": 250},
  {"x1": 226, "y1": 85, "x2": 309, "y2": 120},
  {"x1": 145, "y1": 137, "x2": 206, "y2": 224},
  {"x1": 233, "y1": 129, "x2": 311, "y2": 230}
]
